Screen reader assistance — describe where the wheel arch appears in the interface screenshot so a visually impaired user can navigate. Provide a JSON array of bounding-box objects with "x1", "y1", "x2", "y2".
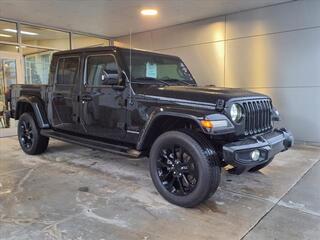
[
  {"x1": 136, "y1": 109, "x2": 206, "y2": 152},
  {"x1": 15, "y1": 96, "x2": 50, "y2": 128}
]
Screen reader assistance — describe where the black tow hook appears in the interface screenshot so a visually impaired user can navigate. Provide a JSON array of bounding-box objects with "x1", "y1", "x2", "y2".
[{"x1": 280, "y1": 128, "x2": 294, "y2": 150}]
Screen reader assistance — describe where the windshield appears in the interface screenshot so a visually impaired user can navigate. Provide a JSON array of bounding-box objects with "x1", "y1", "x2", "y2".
[{"x1": 122, "y1": 50, "x2": 196, "y2": 86}]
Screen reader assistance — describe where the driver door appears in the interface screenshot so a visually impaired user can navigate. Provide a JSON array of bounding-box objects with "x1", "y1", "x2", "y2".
[{"x1": 80, "y1": 53, "x2": 127, "y2": 140}]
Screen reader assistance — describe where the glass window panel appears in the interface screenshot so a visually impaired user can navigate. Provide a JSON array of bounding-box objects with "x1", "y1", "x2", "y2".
[
  {"x1": 0, "y1": 20, "x2": 17, "y2": 43},
  {"x1": 122, "y1": 50, "x2": 195, "y2": 84},
  {"x1": 3, "y1": 59, "x2": 17, "y2": 87},
  {"x1": 0, "y1": 43, "x2": 18, "y2": 53},
  {"x1": 0, "y1": 61, "x2": 4, "y2": 106},
  {"x1": 56, "y1": 59, "x2": 64, "y2": 84},
  {"x1": 22, "y1": 46, "x2": 52, "y2": 55},
  {"x1": 72, "y1": 34, "x2": 109, "y2": 49},
  {"x1": 21, "y1": 24, "x2": 69, "y2": 50},
  {"x1": 87, "y1": 55, "x2": 118, "y2": 86},
  {"x1": 22, "y1": 47, "x2": 55, "y2": 84},
  {"x1": 113, "y1": 41, "x2": 128, "y2": 48},
  {"x1": 56, "y1": 57, "x2": 79, "y2": 85},
  {"x1": 0, "y1": 59, "x2": 17, "y2": 113}
]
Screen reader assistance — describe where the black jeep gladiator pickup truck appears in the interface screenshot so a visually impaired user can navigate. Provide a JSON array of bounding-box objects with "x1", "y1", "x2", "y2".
[{"x1": 9, "y1": 46, "x2": 293, "y2": 207}]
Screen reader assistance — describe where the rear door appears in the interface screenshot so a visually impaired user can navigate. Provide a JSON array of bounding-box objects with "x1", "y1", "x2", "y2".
[
  {"x1": 51, "y1": 55, "x2": 80, "y2": 132},
  {"x1": 79, "y1": 52, "x2": 127, "y2": 139}
]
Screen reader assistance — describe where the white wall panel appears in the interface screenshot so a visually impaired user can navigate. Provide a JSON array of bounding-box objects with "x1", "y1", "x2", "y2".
[
  {"x1": 158, "y1": 41, "x2": 225, "y2": 87},
  {"x1": 115, "y1": 16, "x2": 225, "y2": 51},
  {"x1": 249, "y1": 87, "x2": 320, "y2": 143},
  {"x1": 227, "y1": 0, "x2": 320, "y2": 39},
  {"x1": 226, "y1": 28, "x2": 320, "y2": 88},
  {"x1": 115, "y1": 31, "x2": 153, "y2": 50},
  {"x1": 114, "y1": 0, "x2": 320, "y2": 143},
  {"x1": 152, "y1": 16, "x2": 225, "y2": 50}
]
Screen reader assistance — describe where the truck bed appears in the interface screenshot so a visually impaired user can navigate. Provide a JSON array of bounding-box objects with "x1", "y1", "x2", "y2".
[{"x1": 9, "y1": 84, "x2": 48, "y2": 117}]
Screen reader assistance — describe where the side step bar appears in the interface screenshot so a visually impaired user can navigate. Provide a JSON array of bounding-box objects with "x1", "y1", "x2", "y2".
[{"x1": 40, "y1": 129, "x2": 142, "y2": 158}]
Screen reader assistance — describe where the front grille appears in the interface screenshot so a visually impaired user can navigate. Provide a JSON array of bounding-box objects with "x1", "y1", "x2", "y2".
[{"x1": 242, "y1": 99, "x2": 272, "y2": 136}]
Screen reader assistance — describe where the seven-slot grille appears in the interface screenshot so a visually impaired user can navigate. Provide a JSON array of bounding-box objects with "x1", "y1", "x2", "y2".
[{"x1": 242, "y1": 99, "x2": 272, "y2": 136}]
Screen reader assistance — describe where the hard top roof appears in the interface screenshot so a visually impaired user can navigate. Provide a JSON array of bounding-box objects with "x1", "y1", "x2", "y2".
[{"x1": 53, "y1": 46, "x2": 179, "y2": 59}]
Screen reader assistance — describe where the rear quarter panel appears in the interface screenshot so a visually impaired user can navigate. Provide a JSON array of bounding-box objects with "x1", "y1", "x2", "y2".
[{"x1": 10, "y1": 84, "x2": 48, "y2": 114}]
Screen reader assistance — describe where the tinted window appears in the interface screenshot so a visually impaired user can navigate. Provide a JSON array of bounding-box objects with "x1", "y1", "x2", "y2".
[
  {"x1": 122, "y1": 50, "x2": 195, "y2": 85},
  {"x1": 86, "y1": 55, "x2": 119, "y2": 86},
  {"x1": 56, "y1": 57, "x2": 79, "y2": 85}
]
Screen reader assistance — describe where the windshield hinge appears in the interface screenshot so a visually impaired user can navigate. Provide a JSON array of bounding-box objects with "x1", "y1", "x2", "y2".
[{"x1": 216, "y1": 99, "x2": 225, "y2": 111}]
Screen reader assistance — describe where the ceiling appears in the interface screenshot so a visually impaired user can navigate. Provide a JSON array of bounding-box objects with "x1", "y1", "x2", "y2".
[{"x1": 0, "y1": 0, "x2": 290, "y2": 38}]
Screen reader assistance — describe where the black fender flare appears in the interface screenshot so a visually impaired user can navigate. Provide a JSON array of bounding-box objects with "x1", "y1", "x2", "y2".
[
  {"x1": 15, "y1": 96, "x2": 50, "y2": 128},
  {"x1": 136, "y1": 107, "x2": 207, "y2": 151}
]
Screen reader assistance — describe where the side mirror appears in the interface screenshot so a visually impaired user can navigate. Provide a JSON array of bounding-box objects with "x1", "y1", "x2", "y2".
[
  {"x1": 121, "y1": 70, "x2": 129, "y2": 83},
  {"x1": 101, "y1": 70, "x2": 120, "y2": 85}
]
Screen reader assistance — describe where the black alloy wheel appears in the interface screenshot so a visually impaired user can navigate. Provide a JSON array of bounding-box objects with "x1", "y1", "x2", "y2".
[
  {"x1": 150, "y1": 130, "x2": 221, "y2": 208},
  {"x1": 19, "y1": 118, "x2": 34, "y2": 150},
  {"x1": 18, "y1": 112, "x2": 49, "y2": 155},
  {"x1": 157, "y1": 145, "x2": 199, "y2": 196}
]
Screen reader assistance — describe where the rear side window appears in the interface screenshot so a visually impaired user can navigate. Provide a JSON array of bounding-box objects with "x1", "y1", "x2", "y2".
[
  {"x1": 86, "y1": 54, "x2": 119, "y2": 86},
  {"x1": 56, "y1": 57, "x2": 79, "y2": 85}
]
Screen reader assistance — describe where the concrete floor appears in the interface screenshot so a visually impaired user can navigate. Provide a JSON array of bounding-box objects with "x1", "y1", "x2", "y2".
[{"x1": 0, "y1": 134, "x2": 319, "y2": 240}]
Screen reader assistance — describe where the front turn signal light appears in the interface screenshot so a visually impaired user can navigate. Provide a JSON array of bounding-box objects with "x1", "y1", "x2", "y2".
[
  {"x1": 200, "y1": 120, "x2": 229, "y2": 130},
  {"x1": 200, "y1": 120, "x2": 214, "y2": 129}
]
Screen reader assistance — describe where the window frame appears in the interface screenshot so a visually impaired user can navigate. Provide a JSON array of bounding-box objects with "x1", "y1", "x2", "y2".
[
  {"x1": 84, "y1": 53, "x2": 121, "y2": 88},
  {"x1": 55, "y1": 55, "x2": 80, "y2": 86}
]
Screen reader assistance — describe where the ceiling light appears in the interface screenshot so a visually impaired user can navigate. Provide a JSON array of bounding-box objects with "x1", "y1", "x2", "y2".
[
  {"x1": 141, "y1": 9, "x2": 158, "y2": 16},
  {"x1": 21, "y1": 30, "x2": 38, "y2": 36},
  {"x1": 3, "y1": 29, "x2": 17, "y2": 33},
  {"x1": 0, "y1": 33, "x2": 12, "y2": 38},
  {"x1": 3, "y1": 28, "x2": 39, "y2": 36}
]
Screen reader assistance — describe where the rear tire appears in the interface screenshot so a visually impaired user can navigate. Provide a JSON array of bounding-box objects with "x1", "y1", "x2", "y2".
[
  {"x1": 149, "y1": 130, "x2": 221, "y2": 208},
  {"x1": 18, "y1": 112, "x2": 49, "y2": 155}
]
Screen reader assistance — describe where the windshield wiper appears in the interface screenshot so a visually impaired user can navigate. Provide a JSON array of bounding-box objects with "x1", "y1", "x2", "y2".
[{"x1": 132, "y1": 77, "x2": 170, "y2": 86}]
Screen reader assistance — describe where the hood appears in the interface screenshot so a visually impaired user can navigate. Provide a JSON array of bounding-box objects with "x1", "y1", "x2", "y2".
[{"x1": 133, "y1": 84, "x2": 268, "y2": 104}]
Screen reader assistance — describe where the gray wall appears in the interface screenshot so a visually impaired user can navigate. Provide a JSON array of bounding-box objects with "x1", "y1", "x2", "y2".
[{"x1": 115, "y1": 0, "x2": 320, "y2": 144}]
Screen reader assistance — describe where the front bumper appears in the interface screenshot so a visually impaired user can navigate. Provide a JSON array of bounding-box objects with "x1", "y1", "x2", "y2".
[{"x1": 223, "y1": 128, "x2": 293, "y2": 172}]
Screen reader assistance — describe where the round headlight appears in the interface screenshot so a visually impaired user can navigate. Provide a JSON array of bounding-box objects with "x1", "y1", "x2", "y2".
[{"x1": 230, "y1": 104, "x2": 243, "y2": 123}]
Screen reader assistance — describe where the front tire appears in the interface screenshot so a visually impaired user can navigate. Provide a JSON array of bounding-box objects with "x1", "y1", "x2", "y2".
[
  {"x1": 149, "y1": 130, "x2": 221, "y2": 208},
  {"x1": 18, "y1": 112, "x2": 49, "y2": 155}
]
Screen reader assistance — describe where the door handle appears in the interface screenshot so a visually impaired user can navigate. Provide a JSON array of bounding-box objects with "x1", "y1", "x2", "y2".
[{"x1": 81, "y1": 95, "x2": 93, "y2": 102}]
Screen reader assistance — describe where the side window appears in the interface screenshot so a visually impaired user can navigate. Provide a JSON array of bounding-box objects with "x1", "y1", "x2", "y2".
[
  {"x1": 86, "y1": 55, "x2": 119, "y2": 86},
  {"x1": 56, "y1": 57, "x2": 79, "y2": 85}
]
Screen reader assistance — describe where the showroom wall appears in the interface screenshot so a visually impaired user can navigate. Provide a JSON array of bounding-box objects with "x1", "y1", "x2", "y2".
[{"x1": 115, "y1": 0, "x2": 320, "y2": 144}]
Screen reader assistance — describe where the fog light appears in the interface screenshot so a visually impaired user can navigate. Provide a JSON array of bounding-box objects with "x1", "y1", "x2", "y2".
[{"x1": 250, "y1": 150, "x2": 260, "y2": 161}]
